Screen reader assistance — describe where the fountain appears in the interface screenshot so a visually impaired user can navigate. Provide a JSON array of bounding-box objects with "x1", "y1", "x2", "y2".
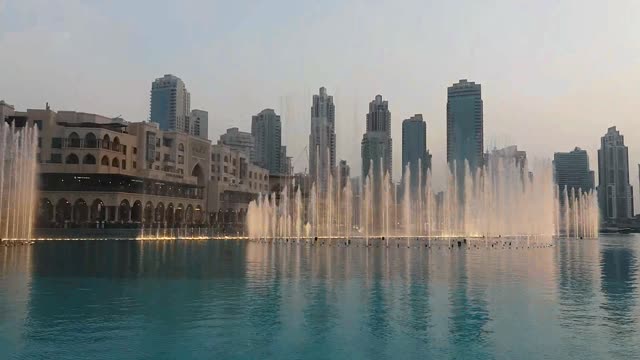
[
  {"x1": 247, "y1": 156, "x2": 599, "y2": 241},
  {"x1": 0, "y1": 122, "x2": 39, "y2": 241}
]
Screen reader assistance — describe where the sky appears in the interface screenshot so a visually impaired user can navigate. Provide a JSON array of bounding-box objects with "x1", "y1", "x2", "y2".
[{"x1": 1, "y1": 0, "x2": 639, "y2": 201}]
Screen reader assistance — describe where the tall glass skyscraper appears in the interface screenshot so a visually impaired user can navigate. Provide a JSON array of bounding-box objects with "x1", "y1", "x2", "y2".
[
  {"x1": 402, "y1": 114, "x2": 431, "y2": 191},
  {"x1": 309, "y1": 87, "x2": 336, "y2": 189},
  {"x1": 149, "y1": 74, "x2": 190, "y2": 132},
  {"x1": 251, "y1": 109, "x2": 282, "y2": 175},
  {"x1": 361, "y1": 95, "x2": 392, "y2": 182},
  {"x1": 598, "y1": 126, "x2": 634, "y2": 223},
  {"x1": 446, "y1": 79, "x2": 483, "y2": 172}
]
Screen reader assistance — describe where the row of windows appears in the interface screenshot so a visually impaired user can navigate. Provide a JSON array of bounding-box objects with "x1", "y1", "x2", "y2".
[{"x1": 47, "y1": 153, "x2": 136, "y2": 170}]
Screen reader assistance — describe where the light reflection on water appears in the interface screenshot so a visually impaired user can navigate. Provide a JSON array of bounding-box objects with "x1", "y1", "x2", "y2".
[{"x1": 0, "y1": 236, "x2": 639, "y2": 359}]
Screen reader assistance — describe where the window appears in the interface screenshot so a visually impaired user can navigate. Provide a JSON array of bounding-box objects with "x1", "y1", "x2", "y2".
[
  {"x1": 122, "y1": 145, "x2": 127, "y2": 155},
  {"x1": 223, "y1": 177, "x2": 228, "y2": 182},
  {"x1": 101, "y1": 156, "x2": 109, "y2": 166},
  {"x1": 224, "y1": 156, "x2": 228, "y2": 163},
  {"x1": 122, "y1": 160, "x2": 127, "y2": 170},
  {"x1": 133, "y1": 161, "x2": 137, "y2": 169},
  {"x1": 133, "y1": 147, "x2": 137, "y2": 155},
  {"x1": 164, "y1": 154, "x2": 170, "y2": 161},
  {"x1": 51, "y1": 138, "x2": 63, "y2": 149},
  {"x1": 178, "y1": 143, "x2": 184, "y2": 152},
  {"x1": 65, "y1": 154, "x2": 79, "y2": 164},
  {"x1": 49, "y1": 154, "x2": 62, "y2": 163},
  {"x1": 155, "y1": 153, "x2": 160, "y2": 161},
  {"x1": 178, "y1": 155, "x2": 184, "y2": 164},
  {"x1": 224, "y1": 166, "x2": 228, "y2": 173},
  {"x1": 82, "y1": 154, "x2": 96, "y2": 164},
  {"x1": 37, "y1": 137, "x2": 42, "y2": 148}
]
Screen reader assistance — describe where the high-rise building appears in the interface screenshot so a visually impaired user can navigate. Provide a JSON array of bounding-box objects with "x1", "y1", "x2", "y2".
[
  {"x1": 219, "y1": 127, "x2": 255, "y2": 161},
  {"x1": 553, "y1": 147, "x2": 594, "y2": 194},
  {"x1": 309, "y1": 87, "x2": 336, "y2": 187},
  {"x1": 189, "y1": 109, "x2": 208, "y2": 140},
  {"x1": 149, "y1": 74, "x2": 191, "y2": 132},
  {"x1": 251, "y1": 109, "x2": 282, "y2": 175},
  {"x1": 597, "y1": 126, "x2": 634, "y2": 223},
  {"x1": 447, "y1": 79, "x2": 483, "y2": 171},
  {"x1": 402, "y1": 114, "x2": 432, "y2": 191},
  {"x1": 279, "y1": 146, "x2": 292, "y2": 176},
  {"x1": 339, "y1": 160, "x2": 350, "y2": 189},
  {"x1": 361, "y1": 94, "x2": 392, "y2": 181}
]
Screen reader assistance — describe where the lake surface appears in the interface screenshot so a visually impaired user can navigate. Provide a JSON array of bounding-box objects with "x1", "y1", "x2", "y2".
[{"x1": 1, "y1": 236, "x2": 639, "y2": 359}]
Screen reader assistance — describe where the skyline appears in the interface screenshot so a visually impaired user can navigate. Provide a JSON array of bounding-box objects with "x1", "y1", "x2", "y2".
[{"x1": 1, "y1": 0, "x2": 639, "y2": 197}]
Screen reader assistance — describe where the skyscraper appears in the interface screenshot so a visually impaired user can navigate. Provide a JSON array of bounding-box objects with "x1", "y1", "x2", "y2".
[
  {"x1": 189, "y1": 109, "x2": 208, "y2": 140},
  {"x1": 219, "y1": 127, "x2": 255, "y2": 161},
  {"x1": 309, "y1": 87, "x2": 336, "y2": 188},
  {"x1": 361, "y1": 95, "x2": 392, "y2": 181},
  {"x1": 446, "y1": 79, "x2": 483, "y2": 171},
  {"x1": 402, "y1": 114, "x2": 432, "y2": 191},
  {"x1": 251, "y1": 109, "x2": 282, "y2": 175},
  {"x1": 553, "y1": 147, "x2": 594, "y2": 194},
  {"x1": 597, "y1": 126, "x2": 634, "y2": 223},
  {"x1": 150, "y1": 74, "x2": 191, "y2": 132}
]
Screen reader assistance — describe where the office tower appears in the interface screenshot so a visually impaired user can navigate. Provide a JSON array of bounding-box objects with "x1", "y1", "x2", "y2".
[
  {"x1": 219, "y1": 127, "x2": 255, "y2": 161},
  {"x1": 446, "y1": 79, "x2": 483, "y2": 171},
  {"x1": 309, "y1": 87, "x2": 336, "y2": 188},
  {"x1": 149, "y1": 74, "x2": 191, "y2": 132},
  {"x1": 279, "y1": 146, "x2": 291, "y2": 175},
  {"x1": 361, "y1": 94, "x2": 392, "y2": 181},
  {"x1": 251, "y1": 109, "x2": 282, "y2": 175},
  {"x1": 402, "y1": 114, "x2": 432, "y2": 191},
  {"x1": 189, "y1": 109, "x2": 208, "y2": 140},
  {"x1": 553, "y1": 147, "x2": 595, "y2": 194},
  {"x1": 597, "y1": 126, "x2": 634, "y2": 223}
]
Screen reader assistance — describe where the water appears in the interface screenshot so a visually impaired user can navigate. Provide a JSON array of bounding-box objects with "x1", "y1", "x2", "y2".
[
  {"x1": 1, "y1": 236, "x2": 639, "y2": 359},
  {"x1": 0, "y1": 123, "x2": 39, "y2": 240},
  {"x1": 247, "y1": 157, "x2": 599, "y2": 240}
]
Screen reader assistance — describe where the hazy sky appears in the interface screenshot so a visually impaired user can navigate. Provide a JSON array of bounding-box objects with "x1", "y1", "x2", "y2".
[{"x1": 1, "y1": 0, "x2": 639, "y2": 197}]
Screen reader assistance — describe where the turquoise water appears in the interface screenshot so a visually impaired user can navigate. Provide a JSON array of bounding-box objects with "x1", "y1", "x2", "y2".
[{"x1": 1, "y1": 236, "x2": 639, "y2": 359}]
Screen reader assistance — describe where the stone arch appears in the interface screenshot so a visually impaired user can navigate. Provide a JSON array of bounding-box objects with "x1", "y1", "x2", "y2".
[
  {"x1": 118, "y1": 199, "x2": 131, "y2": 222},
  {"x1": 144, "y1": 201, "x2": 153, "y2": 224},
  {"x1": 101, "y1": 155, "x2": 110, "y2": 166},
  {"x1": 155, "y1": 202, "x2": 165, "y2": 223},
  {"x1": 112, "y1": 136, "x2": 120, "y2": 151},
  {"x1": 195, "y1": 205, "x2": 203, "y2": 224},
  {"x1": 83, "y1": 154, "x2": 96, "y2": 164},
  {"x1": 55, "y1": 198, "x2": 72, "y2": 224},
  {"x1": 191, "y1": 163, "x2": 205, "y2": 187},
  {"x1": 66, "y1": 153, "x2": 79, "y2": 164},
  {"x1": 90, "y1": 198, "x2": 105, "y2": 221},
  {"x1": 131, "y1": 200, "x2": 142, "y2": 222},
  {"x1": 102, "y1": 134, "x2": 110, "y2": 149},
  {"x1": 178, "y1": 143, "x2": 184, "y2": 152},
  {"x1": 185, "y1": 205, "x2": 194, "y2": 224},
  {"x1": 84, "y1": 132, "x2": 97, "y2": 148},
  {"x1": 112, "y1": 157, "x2": 120, "y2": 168},
  {"x1": 165, "y1": 203, "x2": 175, "y2": 226},
  {"x1": 73, "y1": 198, "x2": 88, "y2": 224},
  {"x1": 39, "y1": 198, "x2": 54, "y2": 224},
  {"x1": 175, "y1": 204, "x2": 184, "y2": 225},
  {"x1": 68, "y1": 132, "x2": 80, "y2": 147}
]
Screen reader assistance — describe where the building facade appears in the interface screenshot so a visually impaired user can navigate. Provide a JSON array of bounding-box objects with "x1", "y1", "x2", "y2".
[
  {"x1": 553, "y1": 147, "x2": 594, "y2": 194},
  {"x1": 447, "y1": 79, "x2": 483, "y2": 171},
  {"x1": 402, "y1": 114, "x2": 432, "y2": 191},
  {"x1": 150, "y1": 74, "x2": 191, "y2": 132},
  {"x1": 208, "y1": 143, "x2": 270, "y2": 229},
  {"x1": 251, "y1": 109, "x2": 282, "y2": 175},
  {"x1": 309, "y1": 87, "x2": 336, "y2": 189},
  {"x1": 0, "y1": 100, "x2": 15, "y2": 121},
  {"x1": 219, "y1": 127, "x2": 255, "y2": 161},
  {"x1": 189, "y1": 109, "x2": 208, "y2": 140},
  {"x1": 597, "y1": 126, "x2": 634, "y2": 223},
  {"x1": 8, "y1": 106, "x2": 210, "y2": 228},
  {"x1": 361, "y1": 94, "x2": 393, "y2": 182}
]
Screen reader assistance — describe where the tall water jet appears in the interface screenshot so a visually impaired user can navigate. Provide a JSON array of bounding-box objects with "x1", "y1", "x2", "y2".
[{"x1": 0, "y1": 123, "x2": 39, "y2": 240}]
